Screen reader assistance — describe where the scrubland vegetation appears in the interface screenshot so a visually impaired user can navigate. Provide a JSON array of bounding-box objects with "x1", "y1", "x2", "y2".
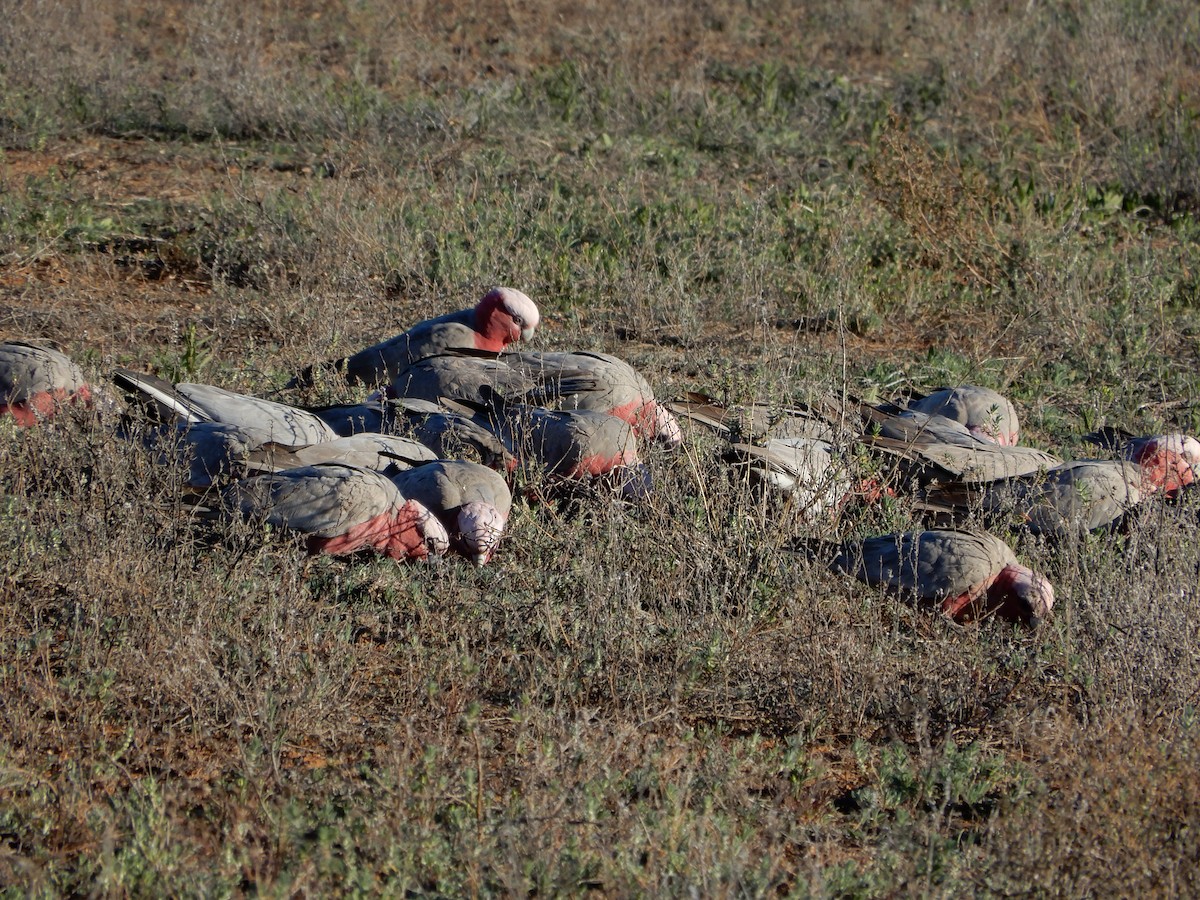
[{"x1": 2, "y1": 1, "x2": 1200, "y2": 895}]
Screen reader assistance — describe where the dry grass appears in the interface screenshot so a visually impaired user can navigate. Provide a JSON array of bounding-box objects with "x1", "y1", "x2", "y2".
[{"x1": 4, "y1": 0, "x2": 1200, "y2": 895}]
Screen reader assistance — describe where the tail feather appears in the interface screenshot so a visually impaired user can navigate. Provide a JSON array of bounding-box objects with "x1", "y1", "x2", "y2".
[
  {"x1": 667, "y1": 394, "x2": 733, "y2": 436},
  {"x1": 112, "y1": 368, "x2": 207, "y2": 424}
]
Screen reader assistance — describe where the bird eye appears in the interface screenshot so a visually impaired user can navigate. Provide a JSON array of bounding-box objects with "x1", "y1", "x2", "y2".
[{"x1": 512, "y1": 315, "x2": 523, "y2": 326}]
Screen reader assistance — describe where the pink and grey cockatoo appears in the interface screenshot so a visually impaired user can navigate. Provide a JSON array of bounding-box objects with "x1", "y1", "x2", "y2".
[
  {"x1": 115, "y1": 369, "x2": 338, "y2": 446},
  {"x1": 223, "y1": 463, "x2": 449, "y2": 561},
  {"x1": 808, "y1": 529, "x2": 1054, "y2": 625},
  {"x1": 668, "y1": 391, "x2": 842, "y2": 443},
  {"x1": 1085, "y1": 427, "x2": 1200, "y2": 498},
  {"x1": 243, "y1": 433, "x2": 437, "y2": 477},
  {"x1": 485, "y1": 404, "x2": 641, "y2": 479},
  {"x1": 726, "y1": 437, "x2": 854, "y2": 523},
  {"x1": 919, "y1": 459, "x2": 1150, "y2": 539},
  {"x1": 446, "y1": 397, "x2": 649, "y2": 498},
  {"x1": 292, "y1": 287, "x2": 540, "y2": 388},
  {"x1": 1, "y1": 342, "x2": 98, "y2": 425},
  {"x1": 885, "y1": 385, "x2": 1020, "y2": 445},
  {"x1": 859, "y1": 407, "x2": 1060, "y2": 486},
  {"x1": 311, "y1": 397, "x2": 517, "y2": 473},
  {"x1": 504, "y1": 350, "x2": 683, "y2": 449},
  {"x1": 390, "y1": 460, "x2": 512, "y2": 565}
]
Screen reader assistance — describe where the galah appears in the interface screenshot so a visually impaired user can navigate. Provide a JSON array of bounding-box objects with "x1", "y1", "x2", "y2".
[
  {"x1": 387, "y1": 353, "x2": 535, "y2": 406},
  {"x1": 668, "y1": 391, "x2": 843, "y2": 443},
  {"x1": 726, "y1": 438, "x2": 852, "y2": 523},
  {"x1": 311, "y1": 397, "x2": 516, "y2": 473},
  {"x1": 505, "y1": 350, "x2": 683, "y2": 448},
  {"x1": 486, "y1": 403, "x2": 640, "y2": 478},
  {"x1": 243, "y1": 433, "x2": 437, "y2": 476},
  {"x1": 223, "y1": 463, "x2": 450, "y2": 561},
  {"x1": 1085, "y1": 427, "x2": 1200, "y2": 498},
  {"x1": 141, "y1": 424, "x2": 430, "y2": 491},
  {"x1": 452, "y1": 398, "x2": 649, "y2": 497},
  {"x1": 0, "y1": 341, "x2": 96, "y2": 425},
  {"x1": 291, "y1": 287, "x2": 540, "y2": 388},
  {"x1": 390, "y1": 460, "x2": 512, "y2": 565},
  {"x1": 888, "y1": 385, "x2": 1020, "y2": 445},
  {"x1": 115, "y1": 369, "x2": 338, "y2": 446},
  {"x1": 808, "y1": 529, "x2": 1054, "y2": 625},
  {"x1": 860, "y1": 408, "x2": 1061, "y2": 485},
  {"x1": 919, "y1": 459, "x2": 1150, "y2": 539},
  {"x1": 162, "y1": 422, "x2": 266, "y2": 489}
]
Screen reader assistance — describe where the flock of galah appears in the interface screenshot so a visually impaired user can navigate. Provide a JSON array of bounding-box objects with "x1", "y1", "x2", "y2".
[{"x1": 4, "y1": 286, "x2": 1199, "y2": 628}]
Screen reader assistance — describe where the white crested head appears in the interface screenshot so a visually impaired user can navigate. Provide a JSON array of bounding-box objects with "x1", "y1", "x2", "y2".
[
  {"x1": 1147, "y1": 434, "x2": 1200, "y2": 474},
  {"x1": 413, "y1": 500, "x2": 451, "y2": 557},
  {"x1": 653, "y1": 405, "x2": 683, "y2": 449},
  {"x1": 996, "y1": 563, "x2": 1055, "y2": 625},
  {"x1": 457, "y1": 500, "x2": 509, "y2": 565},
  {"x1": 478, "y1": 287, "x2": 540, "y2": 343}
]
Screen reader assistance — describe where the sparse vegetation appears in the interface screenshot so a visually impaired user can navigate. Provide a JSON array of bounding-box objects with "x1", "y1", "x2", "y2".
[{"x1": 3, "y1": 1, "x2": 1200, "y2": 894}]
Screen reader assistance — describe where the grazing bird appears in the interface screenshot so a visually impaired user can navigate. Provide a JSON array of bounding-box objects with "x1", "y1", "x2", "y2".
[
  {"x1": 668, "y1": 391, "x2": 842, "y2": 443},
  {"x1": 0, "y1": 341, "x2": 96, "y2": 425},
  {"x1": 918, "y1": 459, "x2": 1150, "y2": 539},
  {"x1": 801, "y1": 529, "x2": 1054, "y2": 625},
  {"x1": 243, "y1": 433, "x2": 437, "y2": 476},
  {"x1": 223, "y1": 463, "x2": 449, "y2": 561},
  {"x1": 726, "y1": 437, "x2": 853, "y2": 523},
  {"x1": 859, "y1": 408, "x2": 1060, "y2": 485},
  {"x1": 391, "y1": 460, "x2": 513, "y2": 565},
  {"x1": 434, "y1": 396, "x2": 649, "y2": 498},
  {"x1": 891, "y1": 385, "x2": 1020, "y2": 446},
  {"x1": 115, "y1": 369, "x2": 337, "y2": 446},
  {"x1": 505, "y1": 350, "x2": 683, "y2": 448},
  {"x1": 470, "y1": 400, "x2": 643, "y2": 481},
  {"x1": 291, "y1": 287, "x2": 540, "y2": 388},
  {"x1": 311, "y1": 397, "x2": 517, "y2": 473},
  {"x1": 387, "y1": 353, "x2": 535, "y2": 407},
  {"x1": 1085, "y1": 428, "x2": 1200, "y2": 499}
]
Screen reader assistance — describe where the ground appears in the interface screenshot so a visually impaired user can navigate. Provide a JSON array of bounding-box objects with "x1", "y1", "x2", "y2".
[{"x1": 3, "y1": 1, "x2": 1200, "y2": 895}]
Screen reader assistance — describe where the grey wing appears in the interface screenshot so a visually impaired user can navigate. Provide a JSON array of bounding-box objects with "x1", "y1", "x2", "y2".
[
  {"x1": 521, "y1": 408, "x2": 635, "y2": 474},
  {"x1": 345, "y1": 314, "x2": 479, "y2": 384},
  {"x1": 909, "y1": 531, "x2": 1013, "y2": 599},
  {"x1": 390, "y1": 355, "x2": 530, "y2": 405},
  {"x1": 228, "y1": 464, "x2": 394, "y2": 537},
  {"x1": 176, "y1": 422, "x2": 268, "y2": 486},
  {"x1": 1022, "y1": 460, "x2": 1146, "y2": 535},
  {"x1": 436, "y1": 460, "x2": 512, "y2": 512},
  {"x1": 310, "y1": 402, "x2": 390, "y2": 436},
  {"x1": 391, "y1": 463, "x2": 459, "y2": 515},
  {"x1": 177, "y1": 383, "x2": 337, "y2": 444},
  {"x1": 839, "y1": 530, "x2": 1011, "y2": 600},
  {"x1": 915, "y1": 443, "x2": 1061, "y2": 483},
  {"x1": 291, "y1": 434, "x2": 437, "y2": 471}
]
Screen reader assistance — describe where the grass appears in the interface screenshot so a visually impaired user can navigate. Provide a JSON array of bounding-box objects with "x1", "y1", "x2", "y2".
[{"x1": 3, "y1": 0, "x2": 1200, "y2": 894}]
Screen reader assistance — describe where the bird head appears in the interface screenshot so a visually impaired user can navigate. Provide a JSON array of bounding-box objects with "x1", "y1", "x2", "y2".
[
  {"x1": 988, "y1": 563, "x2": 1055, "y2": 626},
  {"x1": 652, "y1": 405, "x2": 684, "y2": 449},
  {"x1": 476, "y1": 287, "x2": 540, "y2": 346},
  {"x1": 403, "y1": 500, "x2": 450, "y2": 559},
  {"x1": 456, "y1": 500, "x2": 509, "y2": 565},
  {"x1": 1131, "y1": 434, "x2": 1200, "y2": 497}
]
